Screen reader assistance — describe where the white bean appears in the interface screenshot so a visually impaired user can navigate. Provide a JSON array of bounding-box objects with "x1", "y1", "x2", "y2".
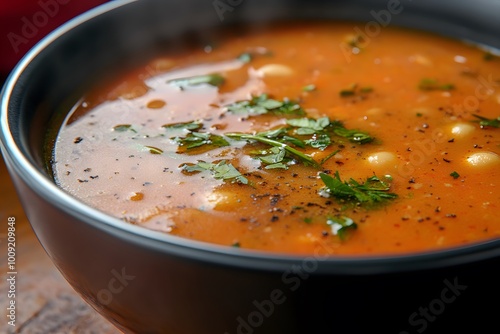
[
  {"x1": 257, "y1": 64, "x2": 294, "y2": 77},
  {"x1": 466, "y1": 152, "x2": 500, "y2": 168},
  {"x1": 450, "y1": 122, "x2": 475, "y2": 138}
]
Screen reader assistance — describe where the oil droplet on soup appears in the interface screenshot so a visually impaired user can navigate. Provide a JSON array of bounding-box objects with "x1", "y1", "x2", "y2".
[{"x1": 50, "y1": 22, "x2": 500, "y2": 256}]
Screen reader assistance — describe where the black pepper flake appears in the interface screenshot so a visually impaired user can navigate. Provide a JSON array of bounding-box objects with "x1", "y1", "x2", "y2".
[
  {"x1": 445, "y1": 213, "x2": 457, "y2": 218},
  {"x1": 90, "y1": 175, "x2": 99, "y2": 179},
  {"x1": 271, "y1": 215, "x2": 279, "y2": 222},
  {"x1": 292, "y1": 173, "x2": 298, "y2": 178},
  {"x1": 401, "y1": 216, "x2": 410, "y2": 221},
  {"x1": 77, "y1": 179, "x2": 88, "y2": 183},
  {"x1": 409, "y1": 177, "x2": 416, "y2": 184},
  {"x1": 443, "y1": 158, "x2": 451, "y2": 163},
  {"x1": 74, "y1": 137, "x2": 83, "y2": 144},
  {"x1": 83, "y1": 168, "x2": 91, "y2": 172},
  {"x1": 448, "y1": 138, "x2": 455, "y2": 143},
  {"x1": 321, "y1": 231, "x2": 329, "y2": 237},
  {"x1": 438, "y1": 226, "x2": 446, "y2": 230},
  {"x1": 435, "y1": 206, "x2": 441, "y2": 213}
]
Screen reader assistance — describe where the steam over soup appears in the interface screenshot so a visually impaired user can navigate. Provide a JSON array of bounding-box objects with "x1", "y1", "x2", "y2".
[{"x1": 50, "y1": 23, "x2": 500, "y2": 255}]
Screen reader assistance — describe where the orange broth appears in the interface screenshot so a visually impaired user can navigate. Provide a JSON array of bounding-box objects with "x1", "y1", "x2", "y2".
[{"x1": 51, "y1": 22, "x2": 500, "y2": 255}]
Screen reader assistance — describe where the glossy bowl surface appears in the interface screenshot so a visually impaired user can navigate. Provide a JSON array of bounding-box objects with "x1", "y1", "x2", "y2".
[{"x1": 2, "y1": 0, "x2": 500, "y2": 333}]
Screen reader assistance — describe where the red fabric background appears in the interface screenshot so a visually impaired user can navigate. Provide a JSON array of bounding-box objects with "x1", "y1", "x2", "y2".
[{"x1": 0, "y1": 0, "x2": 109, "y2": 77}]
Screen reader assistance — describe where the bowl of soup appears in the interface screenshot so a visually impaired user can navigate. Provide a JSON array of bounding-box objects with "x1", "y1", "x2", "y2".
[{"x1": 1, "y1": 0, "x2": 500, "y2": 333}]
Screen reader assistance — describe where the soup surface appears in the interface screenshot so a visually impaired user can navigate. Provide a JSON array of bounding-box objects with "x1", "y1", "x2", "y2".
[{"x1": 51, "y1": 22, "x2": 500, "y2": 255}]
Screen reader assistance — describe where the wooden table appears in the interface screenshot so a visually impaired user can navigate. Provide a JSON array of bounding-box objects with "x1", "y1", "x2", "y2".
[{"x1": 0, "y1": 155, "x2": 121, "y2": 334}]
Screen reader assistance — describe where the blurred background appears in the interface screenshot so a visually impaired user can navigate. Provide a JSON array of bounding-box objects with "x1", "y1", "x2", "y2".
[{"x1": 0, "y1": 0, "x2": 109, "y2": 82}]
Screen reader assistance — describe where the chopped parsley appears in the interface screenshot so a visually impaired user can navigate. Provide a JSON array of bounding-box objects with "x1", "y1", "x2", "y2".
[
  {"x1": 450, "y1": 171, "x2": 460, "y2": 179},
  {"x1": 472, "y1": 114, "x2": 500, "y2": 128},
  {"x1": 257, "y1": 146, "x2": 289, "y2": 170},
  {"x1": 340, "y1": 83, "x2": 373, "y2": 97},
  {"x1": 287, "y1": 117, "x2": 374, "y2": 144},
  {"x1": 319, "y1": 171, "x2": 398, "y2": 208},
  {"x1": 113, "y1": 124, "x2": 137, "y2": 133},
  {"x1": 238, "y1": 52, "x2": 253, "y2": 63},
  {"x1": 163, "y1": 121, "x2": 203, "y2": 131},
  {"x1": 174, "y1": 132, "x2": 229, "y2": 152},
  {"x1": 226, "y1": 94, "x2": 305, "y2": 116},
  {"x1": 145, "y1": 146, "x2": 163, "y2": 155},
  {"x1": 225, "y1": 132, "x2": 320, "y2": 168},
  {"x1": 418, "y1": 78, "x2": 455, "y2": 91},
  {"x1": 168, "y1": 73, "x2": 225, "y2": 87},
  {"x1": 327, "y1": 216, "x2": 357, "y2": 240},
  {"x1": 182, "y1": 160, "x2": 248, "y2": 184},
  {"x1": 302, "y1": 84, "x2": 317, "y2": 92}
]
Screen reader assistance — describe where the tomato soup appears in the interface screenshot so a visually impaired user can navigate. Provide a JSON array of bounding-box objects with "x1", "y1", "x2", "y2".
[{"x1": 50, "y1": 22, "x2": 500, "y2": 255}]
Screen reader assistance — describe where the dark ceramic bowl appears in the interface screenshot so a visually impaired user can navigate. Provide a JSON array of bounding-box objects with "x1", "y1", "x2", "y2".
[{"x1": 2, "y1": 0, "x2": 500, "y2": 333}]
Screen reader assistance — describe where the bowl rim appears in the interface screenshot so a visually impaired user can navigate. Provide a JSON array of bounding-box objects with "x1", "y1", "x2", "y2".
[{"x1": 2, "y1": 0, "x2": 500, "y2": 275}]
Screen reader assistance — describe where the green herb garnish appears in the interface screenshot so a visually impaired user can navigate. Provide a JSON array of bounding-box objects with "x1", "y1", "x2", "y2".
[
  {"x1": 418, "y1": 78, "x2": 455, "y2": 91},
  {"x1": 472, "y1": 114, "x2": 500, "y2": 128},
  {"x1": 168, "y1": 73, "x2": 225, "y2": 87},
  {"x1": 340, "y1": 83, "x2": 373, "y2": 97},
  {"x1": 163, "y1": 121, "x2": 203, "y2": 131},
  {"x1": 258, "y1": 146, "x2": 288, "y2": 169},
  {"x1": 331, "y1": 123, "x2": 374, "y2": 144},
  {"x1": 226, "y1": 94, "x2": 305, "y2": 116},
  {"x1": 238, "y1": 53, "x2": 253, "y2": 63},
  {"x1": 145, "y1": 146, "x2": 163, "y2": 155},
  {"x1": 319, "y1": 171, "x2": 398, "y2": 208},
  {"x1": 287, "y1": 117, "x2": 330, "y2": 135},
  {"x1": 113, "y1": 124, "x2": 137, "y2": 133},
  {"x1": 450, "y1": 171, "x2": 460, "y2": 179},
  {"x1": 174, "y1": 132, "x2": 229, "y2": 151},
  {"x1": 182, "y1": 160, "x2": 248, "y2": 184},
  {"x1": 302, "y1": 84, "x2": 317, "y2": 92},
  {"x1": 226, "y1": 132, "x2": 320, "y2": 168},
  {"x1": 327, "y1": 216, "x2": 357, "y2": 240}
]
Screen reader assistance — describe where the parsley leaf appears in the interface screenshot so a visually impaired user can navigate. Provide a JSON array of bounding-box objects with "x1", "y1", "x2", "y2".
[
  {"x1": 162, "y1": 121, "x2": 203, "y2": 131},
  {"x1": 302, "y1": 84, "x2": 317, "y2": 92},
  {"x1": 319, "y1": 171, "x2": 397, "y2": 208},
  {"x1": 226, "y1": 132, "x2": 320, "y2": 168},
  {"x1": 257, "y1": 146, "x2": 289, "y2": 170},
  {"x1": 331, "y1": 124, "x2": 374, "y2": 144},
  {"x1": 144, "y1": 146, "x2": 163, "y2": 155},
  {"x1": 182, "y1": 160, "x2": 248, "y2": 184},
  {"x1": 113, "y1": 124, "x2": 137, "y2": 133},
  {"x1": 327, "y1": 216, "x2": 357, "y2": 240},
  {"x1": 418, "y1": 78, "x2": 455, "y2": 91},
  {"x1": 450, "y1": 171, "x2": 460, "y2": 179},
  {"x1": 226, "y1": 94, "x2": 305, "y2": 116},
  {"x1": 472, "y1": 114, "x2": 500, "y2": 128},
  {"x1": 340, "y1": 83, "x2": 373, "y2": 97},
  {"x1": 168, "y1": 73, "x2": 225, "y2": 87},
  {"x1": 287, "y1": 117, "x2": 330, "y2": 135},
  {"x1": 174, "y1": 132, "x2": 229, "y2": 152}
]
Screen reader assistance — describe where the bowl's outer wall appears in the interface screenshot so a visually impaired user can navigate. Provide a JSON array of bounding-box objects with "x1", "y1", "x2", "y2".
[{"x1": 2, "y1": 0, "x2": 500, "y2": 333}]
